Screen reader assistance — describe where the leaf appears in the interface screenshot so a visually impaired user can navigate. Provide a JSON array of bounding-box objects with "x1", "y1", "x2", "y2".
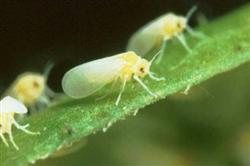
[{"x1": 1, "y1": 4, "x2": 250, "y2": 166}]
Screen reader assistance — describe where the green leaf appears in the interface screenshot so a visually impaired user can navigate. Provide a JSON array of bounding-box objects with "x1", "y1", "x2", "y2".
[{"x1": 1, "y1": 4, "x2": 250, "y2": 166}]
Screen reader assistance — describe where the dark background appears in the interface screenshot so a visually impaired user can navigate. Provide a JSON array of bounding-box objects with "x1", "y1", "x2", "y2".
[{"x1": 0, "y1": 0, "x2": 249, "y2": 92}]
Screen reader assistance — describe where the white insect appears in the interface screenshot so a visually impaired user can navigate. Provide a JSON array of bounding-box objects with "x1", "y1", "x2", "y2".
[
  {"x1": 0, "y1": 96, "x2": 40, "y2": 150},
  {"x1": 127, "y1": 6, "x2": 204, "y2": 61},
  {"x1": 62, "y1": 51, "x2": 164, "y2": 106},
  {"x1": 3, "y1": 62, "x2": 55, "y2": 110}
]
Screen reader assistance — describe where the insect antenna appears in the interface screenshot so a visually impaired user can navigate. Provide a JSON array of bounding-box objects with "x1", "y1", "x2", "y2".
[
  {"x1": 43, "y1": 61, "x2": 54, "y2": 81},
  {"x1": 185, "y1": 6, "x2": 207, "y2": 39},
  {"x1": 186, "y1": 5, "x2": 198, "y2": 22},
  {"x1": 149, "y1": 50, "x2": 161, "y2": 66},
  {"x1": 43, "y1": 61, "x2": 59, "y2": 98}
]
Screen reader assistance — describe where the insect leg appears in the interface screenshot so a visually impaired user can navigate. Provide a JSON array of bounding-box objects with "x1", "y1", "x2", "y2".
[
  {"x1": 8, "y1": 131, "x2": 19, "y2": 150},
  {"x1": 33, "y1": 94, "x2": 50, "y2": 111},
  {"x1": 186, "y1": 25, "x2": 206, "y2": 39},
  {"x1": 0, "y1": 133, "x2": 9, "y2": 147},
  {"x1": 45, "y1": 86, "x2": 57, "y2": 98},
  {"x1": 29, "y1": 104, "x2": 38, "y2": 113},
  {"x1": 39, "y1": 94, "x2": 51, "y2": 105},
  {"x1": 133, "y1": 75, "x2": 157, "y2": 98},
  {"x1": 148, "y1": 72, "x2": 165, "y2": 81},
  {"x1": 175, "y1": 34, "x2": 192, "y2": 54},
  {"x1": 96, "y1": 76, "x2": 119, "y2": 101},
  {"x1": 182, "y1": 84, "x2": 192, "y2": 95},
  {"x1": 115, "y1": 77, "x2": 128, "y2": 106},
  {"x1": 155, "y1": 38, "x2": 168, "y2": 64},
  {"x1": 13, "y1": 120, "x2": 40, "y2": 135}
]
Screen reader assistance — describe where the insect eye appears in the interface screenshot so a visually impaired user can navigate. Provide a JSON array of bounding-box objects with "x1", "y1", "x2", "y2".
[
  {"x1": 177, "y1": 22, "x2": 182, "y2": 28},
  {"x1": 33, "y1": 81, "x2": 40, "y2": 88},
  {"x1": 140, "y1": 67, "x2": 145, "y2": 73}
]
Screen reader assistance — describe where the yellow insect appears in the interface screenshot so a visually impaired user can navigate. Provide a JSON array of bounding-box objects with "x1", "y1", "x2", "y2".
[
  {"x1": 0, "y1": 96, "x2": 40, "y2": 150},
  {"x1": 62, "y1": 51, "x2": 164, "y2": 106},
  {"x1": 127, "y1": 6, "x2": 204, "y2": 61},
  {"x1": 3, "y1": 63, "x2": 55, "y2": 110}
]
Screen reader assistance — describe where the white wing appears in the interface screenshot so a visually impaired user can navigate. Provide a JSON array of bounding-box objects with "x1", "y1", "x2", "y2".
[
  {"x1": 0, "y1": 96, "x2": 27, "y2": 113},
  {"x1": 127, "y1": 30, "x2": 160, "y2": 56},
  {"x1": 127, "y1": 14, "x2": 168, "y2": 56},
  {"x1": 62, "y1": 55, "x2": 124, "y2": 99}
]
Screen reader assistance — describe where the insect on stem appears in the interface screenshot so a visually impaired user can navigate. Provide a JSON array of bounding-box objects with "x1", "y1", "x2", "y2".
[
  {"x1": 0, "y1": 96, "x2": 40, "y2": 150},
  {"x1": 62, "y1": 51, "x2": 161, "y2": 106}
]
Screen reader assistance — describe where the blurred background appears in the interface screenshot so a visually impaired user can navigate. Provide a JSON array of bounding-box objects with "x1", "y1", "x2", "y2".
[{"x1": 0, "y1": 0, "x2": 250, "y2": 165}]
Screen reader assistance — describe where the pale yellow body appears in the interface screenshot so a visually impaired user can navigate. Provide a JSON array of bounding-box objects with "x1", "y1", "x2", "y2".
[
  {"x1": 160, "y1": 14, "x2": 187, "y2": 39},
  {"x1": 118, "y1": 51, "x2": 150, "y2": 80},
  {"x1": 4, "y1": 72, "x2": 48, "y2": 107},
  {"x1": 13, "y1": 73, "x2": 45, "y2": 105}
]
